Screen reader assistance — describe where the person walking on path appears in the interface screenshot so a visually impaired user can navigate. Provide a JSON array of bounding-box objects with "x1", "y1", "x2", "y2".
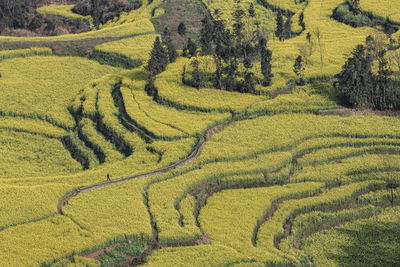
[{"x1": 107, "y1": 173, "x2": 111, "y2": 182}]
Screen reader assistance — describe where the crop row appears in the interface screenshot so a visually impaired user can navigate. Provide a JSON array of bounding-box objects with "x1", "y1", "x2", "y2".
[
  {"x1": 293, "y1": 153, "x2": 400, "y2": 184},
  {"x1": 120, "y1": 83, "x2": 187, "y2": 139},
  {"x1": 46, "y1": 120, "x2": 396, "y2": 266},
  {"x1": 198, "y1": 114, "x2": 400, "y2": 163},
  {"x1": 121, "y1": 68, "x2": 231, "y2": 139},
  {"x1": 68, "y1": 66, "x2": 233, "y2": 171},
  {"x1": 100, "y1": 0, "x2": 163, "y2": 28},
  {"x1": 95, "y1": 34, "x2": 159, "y2": 64},
  {"x1": 60, "y1": 132, "x2": 99, "y2": 169},
  {"x1": 147, "y1": 152, "x2": 293, "y2": 243},
  {"x1": 155, "y1": 58, "x2": 261, "y2": 113},
  {"x1": 148, "y1": 176, "x2": 390, "y2": 265},
  {"x1": 278, "y1": 205, "x2": 382, "y2": 262},
  {"x1": 198, "y1": 182, "x2": 324, "y2": 262},
  {"x1": 78, "y1": 117, "x2": 124, "y2": 164},
  {"x1": 256, "y1": 180, "x2": 385, "y2": 264},
  {"x1": 0, "y1": 56, "x2": 119, "y2": 130},
  {"x1": 0, "y1": 116, "x2": 66, "y2": 138},
  {"x1": 36, "y1": 4, "x2": 92, "y2": 24},
  {"x1": 0, "y1": 47, "x2": 52, "y2": 62},
  {"x1": 0, "y1": 183, "x2": 73, "y2": 231},
  {"x1": 144, "y1": 244, "x2": 248, "y2": 266},
  {"x1": 3, "y1": 115, "x2": 398, "y2": 265},
  {"x1": 71, "y1": 73, "x2": 158, "y2": 167},
  {"x1": 0, "y1": 19, "x2": 155, "y2": 42},
  {"x1": 148, "y1": 136, "x2": 400, "y2": 242},
  {"x1": 0, "y1": 129, "x2": 82, "y2": 179},
  {"x1": 187, "y1": 139, "x2": 400, "y2": 224},
  {"x1": 144, "y1": 126, "x2": 400, "y2": 261}
]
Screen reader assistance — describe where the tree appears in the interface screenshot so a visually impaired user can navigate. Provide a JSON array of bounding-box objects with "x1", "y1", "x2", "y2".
[
  {"x1": 243, "y1": 55, "x2": 253, "y2": 74},
  {"x1": 336, "y1": 45, "x2": 374, "y2": 108},
  {"x1": 163, "y1": 27, "x2": 177, "y2": 63},
  {"x1": 299, "y1": 12, "x2": 305, "y2": 29},
  {"x1": 178, "y1": 22, "x2": 186, "y2": 36},
  {"x1": 248, "y1": 3, "x2": 255, "y2": 18},
  {"x1": 275, "y1": 11, "x2": 284, "y2": 41},
  {"x1": 365, "y1": 33, "x2": 388, "y2": 60},
  {"x1": 212, "y1": 17, "x2": 229, "y2": 89},
  {"x1": 145, "y1": 37, "x2": 168, "y2": 98},
  {"x1": 376, "y1": 49, "x2": 391, "y2": 110},
  {"x1": 383, "y1": 18, "x2": 397, "y2": 35},
  {"x1": 241, "y1": 56, "x2": 255, "y2": 93},
  {"x1": 91, "y1": 0, "x2": 101, "y2": 29},
  {"x1": 242, "y1": 72, "x2": 255, "y2": 93},
  {"x1": 162, "y1": 26, "x2": 171, "y2": 39},
  {"x1": 293, "y1": 55, "x2": 305, "y2": 85},
  {"x1": 166, "y1": 40, "x2": 177, "y2": 63},
  {"x1": 0, "y1": 0, "x2": 31, "y2": 29},
  {"x1": 298, "y1": 44, "x2": 310, "y2": 65},
  {"x1": 349, "y1": 0, "x2": 361, "y2": 14},
  {"x1": 306, "y1": 32, "x2": 313, "y2": 57},
  {"x1": 146, "y1": 36, "x2": 169, "y2": 76},
  {"x1": 389, "y1": 48, "x2": 400, "y2": 72},
  {"x1": 224, "y1": 56, "x2": 239, "y2": 91},
  {"x1": 232, "y1": 1, "x2": 245, "y2": 44},
  {"x1": 298, "y1": 33, "x2": 313, "y2": 64},
  {"x1": 185, "y1": 38, "x2": 197, "y2": 57},
  {"x1": 200, "y1": 16, "x2": 214, "y2": 55},
  {"x1": 190, "y1": 58, "x2": 203, "y2": 89},
  {"x1": 260, "y1": 39, "x2": 273, "y2": 86},
  {"x1": 144, "y1": 76, "x2": 157, "y2": 98},
  {"x1": 284, "y1": 13, "x2": 292, "y2": 39},
  {"x1": 337, "y1": 37, "x2": 400, "y2": 110}
]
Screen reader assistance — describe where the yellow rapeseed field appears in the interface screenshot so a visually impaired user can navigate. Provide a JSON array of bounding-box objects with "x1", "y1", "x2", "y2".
[{"x1": 0, "y1": 0, "x2": 399, "y2": 265}]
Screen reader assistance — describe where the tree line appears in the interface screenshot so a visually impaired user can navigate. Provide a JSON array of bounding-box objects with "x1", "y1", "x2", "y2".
[
  {"x1": 144, "y1": 0, "x2": 400, "y2": 110},
  {"x1": 336, "y1": 35, "x2": 400, "y2": 110},
  {"x1": 0, "y1": 0, "x2": 37, "y2": 32},
  {"x1": 146, "y1": 0, "x2": 274, "y2": 94}
]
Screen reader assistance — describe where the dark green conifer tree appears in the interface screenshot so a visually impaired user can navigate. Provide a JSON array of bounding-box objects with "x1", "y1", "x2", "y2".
[
  {"x1": 185, "y1": 38, "x2": 198, "y2": 57},
  {"x1": 200, "y1": 17, "x2": 214, "y2": 55},
  {"x1": 260, "y1": 39, "x2": 273, "y2": 86},
  {"x1": 178, "y1": 22, "x2": 187, "y2": 36},
  {"x1": 248, "y1": 3, "x2": 255, "y2": 17},
  {"x1": 190, "y1": 59, "x2": 203, "y2": 89},
  {"x1": 166, "y1": 40, "x2": 177, "y2": 63},
  {"x1": 242, "y1": 56, "x2": 255, "y2": 93},
  {"x1": 349, "y1": 0, "x2": 361, "y2": 14},
  {"x1": 293, "y1": 55, "x2": 305, "y2": 85},
  {"x1": 336, "y1": 45, "x2": 374, "y2": 108},
  {"x1": 91, "y1": 0, "x2": 101, "y2": 29},
  {"x1": 146, "y1": 36, "x2": 169, "y2": 76},
  {"x1": 284, "y1": 13, "x2": 292, "y2": 39},
  {"x1": 275, "y1": 11, "x2": 284, "y2": 41},
  {"x1": 376, "y1": 49, "x2": 391, "y2": 110},
  {"x1": 232, "y1": 1, "x2": 245, "y2": 44},
  {"x1": 163, "y1": 27, "x2": 177, "y2": 63}
]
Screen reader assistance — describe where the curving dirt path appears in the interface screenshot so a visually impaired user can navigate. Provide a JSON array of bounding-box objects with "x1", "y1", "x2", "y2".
[{"x1": 57, "y1": 123, "x2": 226, "y2": 215}]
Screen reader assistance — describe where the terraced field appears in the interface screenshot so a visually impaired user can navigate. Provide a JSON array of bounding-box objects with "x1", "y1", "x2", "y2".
[{"x1": 0, "y1": 0, "x2": 399, "y2": 266}]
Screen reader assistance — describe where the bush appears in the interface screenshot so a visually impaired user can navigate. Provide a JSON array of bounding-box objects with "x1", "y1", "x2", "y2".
[{"x1": 333, "y1": 3, "x2": 371, "y2": 26}]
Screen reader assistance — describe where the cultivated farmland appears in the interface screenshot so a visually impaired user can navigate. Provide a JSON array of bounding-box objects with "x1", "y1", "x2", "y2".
[{"x1": 0, "y1": 0, "x2": 399, "y2": 266}]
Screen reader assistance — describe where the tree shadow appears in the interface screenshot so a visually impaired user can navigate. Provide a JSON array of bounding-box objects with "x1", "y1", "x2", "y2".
[{"x1": 329, "y1": 220, "x2": 400, "y2": 267}]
